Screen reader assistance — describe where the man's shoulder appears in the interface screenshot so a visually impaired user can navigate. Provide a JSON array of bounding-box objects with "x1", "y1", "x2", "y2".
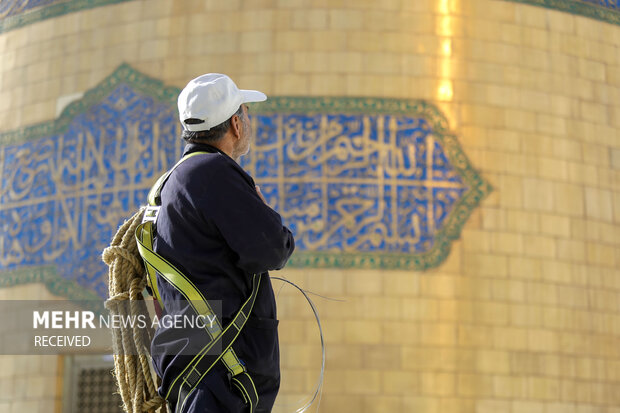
[{"x1": 175, "y1": 151, "x2": 228, "y2": 176}]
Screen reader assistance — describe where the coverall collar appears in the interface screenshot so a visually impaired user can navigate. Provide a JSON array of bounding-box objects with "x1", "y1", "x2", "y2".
[{"x1": 183, "y1": 142, "x2": 227, "y2": 158}]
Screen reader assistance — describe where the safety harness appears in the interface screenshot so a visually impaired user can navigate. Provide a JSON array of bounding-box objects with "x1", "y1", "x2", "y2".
[{"x1": 135, "y1": 151, "x2": 261, "y2": 413}]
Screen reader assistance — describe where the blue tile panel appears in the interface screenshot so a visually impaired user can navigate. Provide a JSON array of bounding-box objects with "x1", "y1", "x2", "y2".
[{"x1": 0, "y1": 65, "x2": 492, "y2": 298}]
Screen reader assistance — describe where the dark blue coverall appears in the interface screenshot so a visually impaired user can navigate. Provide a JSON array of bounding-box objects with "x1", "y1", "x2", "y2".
[{"x1": 150, "y1": 142, "x2": 295, "y2": 412}]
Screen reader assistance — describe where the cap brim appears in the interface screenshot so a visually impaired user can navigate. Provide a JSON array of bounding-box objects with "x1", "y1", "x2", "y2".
[{"x1": 240, "y1": 89, "x2": 267, "y2": 103}]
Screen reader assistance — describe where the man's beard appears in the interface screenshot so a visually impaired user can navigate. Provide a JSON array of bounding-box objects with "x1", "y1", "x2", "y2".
[{"x1": 233, "y1": 117, "x2": 251, "y2": 161}]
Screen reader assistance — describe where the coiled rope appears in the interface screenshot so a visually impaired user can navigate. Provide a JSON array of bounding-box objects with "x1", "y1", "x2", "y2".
[{"x1": 102, "y1": 207, "x2": 167, "y2": 413}]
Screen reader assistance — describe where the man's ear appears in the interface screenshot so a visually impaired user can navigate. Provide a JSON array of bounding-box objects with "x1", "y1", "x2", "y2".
[{"x1": 230, "y1": 114, "x2": 242, "y2": 139}]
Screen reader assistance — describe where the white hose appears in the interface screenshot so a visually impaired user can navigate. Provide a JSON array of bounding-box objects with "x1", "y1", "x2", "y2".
[{"x1": 271, "y1": 276, "x2": 333, "y2": 413}]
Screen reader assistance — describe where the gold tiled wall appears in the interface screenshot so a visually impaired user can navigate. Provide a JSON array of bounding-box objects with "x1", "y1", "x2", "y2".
[
  {"x1": 0, "y1": 286, "x2": 64, "y2": 413},
  {"x1": 0, "y1": 0, "x2": 619, "y2": 412}
]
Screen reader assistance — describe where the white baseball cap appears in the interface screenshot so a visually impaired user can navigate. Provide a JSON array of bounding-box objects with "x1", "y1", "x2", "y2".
[{"x1": 177, "y1": 73, "x2": 267, "y2": 132}]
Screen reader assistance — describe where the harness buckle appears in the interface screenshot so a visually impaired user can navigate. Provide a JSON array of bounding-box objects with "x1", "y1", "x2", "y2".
[{"x1": 142, "y1": 205, "x2": 161, "y2": 224}]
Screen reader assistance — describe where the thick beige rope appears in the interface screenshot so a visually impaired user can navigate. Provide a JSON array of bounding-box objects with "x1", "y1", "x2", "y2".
[{"x1": 102, "y1": 207, "x2": 167, "y2": 413}]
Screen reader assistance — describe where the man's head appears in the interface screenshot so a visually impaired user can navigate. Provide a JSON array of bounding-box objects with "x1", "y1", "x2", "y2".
[{"x1": 177, "y1": 73, "x2": 266, "y2": 160}]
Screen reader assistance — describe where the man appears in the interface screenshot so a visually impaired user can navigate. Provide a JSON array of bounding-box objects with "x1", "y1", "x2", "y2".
[{"x1": 149, "y1": 73, "x2": 295, "y2": 412}]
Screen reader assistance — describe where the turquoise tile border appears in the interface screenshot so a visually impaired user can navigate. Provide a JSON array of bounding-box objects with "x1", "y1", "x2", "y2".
[
  {"x1": 0, "y1": 0, "x2": 618, "y2": 35},
  {"x1": 0, "y1": 0, "x2": 135, "y2": 34},
  {"x1": 0, "y1": 265, "x2": 101, "y2": 301},
  {"x1": 505, "y1": 0, "x2": 620, "y2": 25}
]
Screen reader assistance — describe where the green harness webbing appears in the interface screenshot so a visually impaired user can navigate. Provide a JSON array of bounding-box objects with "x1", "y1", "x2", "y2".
[{"x1": 135, "y1": 151, "x2": 261, "y2": 413}]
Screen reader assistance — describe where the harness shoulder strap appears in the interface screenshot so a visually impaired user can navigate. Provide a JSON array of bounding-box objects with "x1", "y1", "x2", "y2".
[
  {"x1": 147, "y1": 151, "x2": 208, "y2": 206},
  {"x1": 141, "y1": 151, "x2": 209, "y2": 309}
]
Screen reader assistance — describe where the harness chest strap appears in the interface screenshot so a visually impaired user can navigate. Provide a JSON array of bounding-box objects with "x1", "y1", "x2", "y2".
[{"x1": 135, "y1": 151, "x2": 260, "y2": 412}]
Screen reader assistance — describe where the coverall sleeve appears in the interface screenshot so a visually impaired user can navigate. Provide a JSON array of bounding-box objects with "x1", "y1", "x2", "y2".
[{"x1": 207, "y1": 161, "x2": 295, "y2": 274}]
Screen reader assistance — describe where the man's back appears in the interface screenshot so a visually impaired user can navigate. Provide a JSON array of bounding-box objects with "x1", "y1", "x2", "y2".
[{"x1": 150, "y1": 142, "x2": 295, "y2": 412}]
